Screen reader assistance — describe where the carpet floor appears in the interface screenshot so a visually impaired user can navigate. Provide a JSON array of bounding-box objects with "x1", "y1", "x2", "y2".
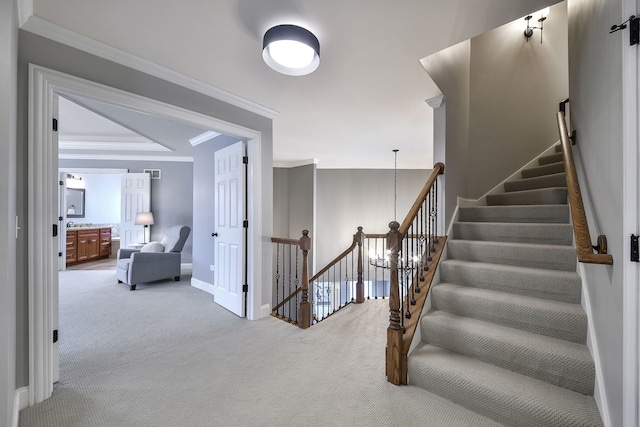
[{"x1": 19, "y1": 270, "x2": 504, "y2": 427}]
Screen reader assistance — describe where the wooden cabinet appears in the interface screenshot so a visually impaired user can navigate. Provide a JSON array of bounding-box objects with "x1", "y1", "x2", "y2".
[{"x1": 66, "y1": 227, "x2": 112, "y2": 266}]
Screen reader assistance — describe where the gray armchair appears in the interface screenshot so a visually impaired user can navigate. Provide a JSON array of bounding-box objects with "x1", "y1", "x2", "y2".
[{"x1": 116, "y1": 225, "x2": 191, "y2": 291}]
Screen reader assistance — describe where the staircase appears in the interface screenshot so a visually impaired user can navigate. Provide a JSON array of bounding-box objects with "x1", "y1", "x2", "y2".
[{"x1": 407, "y1": 145, "x2": 604, "y2": 426}]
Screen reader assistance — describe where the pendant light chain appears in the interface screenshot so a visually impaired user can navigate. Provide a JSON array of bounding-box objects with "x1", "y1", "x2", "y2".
[{"x1": 393, "y1": 149, "x2": 399, "y2": 221}]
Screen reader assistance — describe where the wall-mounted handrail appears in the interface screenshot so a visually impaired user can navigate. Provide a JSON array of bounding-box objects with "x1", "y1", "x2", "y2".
[{"x1": 556, "y1": 111, "x2": 613, "y2": 265}]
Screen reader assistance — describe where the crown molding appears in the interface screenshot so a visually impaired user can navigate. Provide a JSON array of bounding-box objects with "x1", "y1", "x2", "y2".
[
  {"x1": 16, "y1": 0, "x2": 32, "y2": 27},
  {"x1": 59, "y1": 153, "x2": 193, "y2": 162},
  {"x1": 59, "y1": 141, "x2": 172, "y2": 152},
  {"x1": 273, "y1": 158, "x2": 318, "y2": 168},
  {"x1": 189, "y1": 130, "x2": 221, "y2": 146},
  {"x1": 425, "y1": 94, "x2": 445, "y2": 109},
  {"x1": 21, "y1": 15, "x2": 279, "y2": 120}
]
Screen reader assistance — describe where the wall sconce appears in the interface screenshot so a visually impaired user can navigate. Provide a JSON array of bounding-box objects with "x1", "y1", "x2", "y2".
[{"x1": 524, "y1": 7, "x2": 550, "y2": 43}]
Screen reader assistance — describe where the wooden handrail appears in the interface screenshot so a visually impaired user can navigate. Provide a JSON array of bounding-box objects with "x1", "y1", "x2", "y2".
[
  {"x1": 399, "y1": 163, "x2": 445, "y2": 235},
  {"x1": 271, "y1": 237, "x2": 301, "y2": 245},
  {"x1": 309, "y1": 233, "x2": 360, "y2": 282},
  {"x1": 556, "y1": 112, "x2": 613, "y2": 265}
]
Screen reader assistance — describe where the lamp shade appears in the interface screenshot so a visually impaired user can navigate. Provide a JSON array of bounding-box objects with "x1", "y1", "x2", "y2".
[
  {"x1": 263, "y1": 25, "x2": 320, "y2": 76},
  {"x1": 135, "y1": 212, "x2": 155, "y2": 226}
]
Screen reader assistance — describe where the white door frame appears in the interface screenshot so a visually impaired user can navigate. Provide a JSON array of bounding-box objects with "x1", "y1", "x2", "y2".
[
  {"x1": 622, "y1": 0, "x2": 640, "y2": 424},
  {"x1": 28, "y1": 64, "x2": 265, "y2": 405}
]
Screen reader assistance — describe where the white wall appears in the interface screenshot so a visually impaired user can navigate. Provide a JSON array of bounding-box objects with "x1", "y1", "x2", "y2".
[
  {"x1": 0, "y1": 1, "x2": 18, "y2": 425},
  {"x1": 567, "y1": 0, "x2": 625, "y2": 424}
]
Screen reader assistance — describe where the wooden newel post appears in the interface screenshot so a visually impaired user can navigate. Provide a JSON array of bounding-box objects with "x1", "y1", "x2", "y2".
[
  {"x1": 355, "y1": 226, "x2": 365, "y2": 303},
  {"x1": 386, "y1": 221, "x2": 405, "y2": 385},
  {"x1": 299, "y1": 230, "x2": 312, "y2": 329}
]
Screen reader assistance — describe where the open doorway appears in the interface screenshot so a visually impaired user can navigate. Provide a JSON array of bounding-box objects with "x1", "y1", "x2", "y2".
[{"x1": 28, "y1": 65, "x2": 269, "y2": 406}]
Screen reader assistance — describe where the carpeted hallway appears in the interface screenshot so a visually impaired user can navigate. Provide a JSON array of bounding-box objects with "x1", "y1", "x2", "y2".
[{"x1": 19, "y1": 270, "x2": 504, "y2": 427}]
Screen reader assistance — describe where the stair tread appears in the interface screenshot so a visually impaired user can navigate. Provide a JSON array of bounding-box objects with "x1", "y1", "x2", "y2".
[
  {"x1": 447, "y1": 239, "x2": 576, "y2": 271},
  {"x1": 452, "y1": 222, "x2": 573, "y2": 245},
  {"x1": 539, "y1": 152, "x2": 564, "y2": 165},
  {"x1": 458, "y1": 205, "x2": 569, "y2": 224},
  {"x1": 504, "y1": 173, "x2": 567, "y2": 192},
  {"x1": 522, "y1": 161, "x2": 565, "y2": 178},
  {"x1": 409, "y1": 344, "x2": 603, "y2": 427},
  {"x1": 432, "y1": 283, "x2": 587, "y2": 343},
  {"x1": 487, "y1": 187, "x2": 568, "y2": 206}
]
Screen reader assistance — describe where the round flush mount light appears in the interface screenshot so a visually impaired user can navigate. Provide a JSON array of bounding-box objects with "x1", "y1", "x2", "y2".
[{"x1": 263, "y1": 24, "x2": 320, "y2": 76}]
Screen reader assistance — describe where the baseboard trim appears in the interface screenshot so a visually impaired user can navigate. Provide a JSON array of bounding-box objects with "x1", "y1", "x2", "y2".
[
  {"x1": 579, "y1": 263, "x2": 612, "y2": 427},
  {"x1": 260, "y1": 304, "x2": 271, "y2": 319},
  {"x1": 191, "y1": 277, "x2": 214, "y2": 295},
  {"x1": 13, "y1": 387, "x2": 28, "y2": 427}
]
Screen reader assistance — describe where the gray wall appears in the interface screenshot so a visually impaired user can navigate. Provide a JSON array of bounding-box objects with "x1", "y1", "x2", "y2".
[
  {"x1": 421, "y1": 2, "x2": 568, "y2": 225},
  {"x1": 192, "y1": 135, "x2": 239, "y2": 284},
  {"x1": 59, "y1": 159, "x2": 194, "y2": 262},
  {"x1": 17, "y1": 31, "x2": 273, "y2": 388},
  {"x1": 273, "y1": 164, "x2": 316, "y2": 239},
  {"x1": 1, "y1": 0, "x2": 18, "y2": 424},
  {"x1": 568, "y1": 0, "x2": 624, "y2": 423},
  {"x1": 316, "y1": 169, "x2": 430, "y2": 268}
]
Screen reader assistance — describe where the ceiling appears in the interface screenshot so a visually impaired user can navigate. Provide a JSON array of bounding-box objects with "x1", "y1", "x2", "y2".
[{"x1": 28, "y1": 0, "x2": 556, "y2": 169}]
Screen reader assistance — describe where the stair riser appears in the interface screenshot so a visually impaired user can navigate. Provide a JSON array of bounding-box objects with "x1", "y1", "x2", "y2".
[
  {"x1": 439, "y1": 261, "x2": 582, "y2": 303},
  {"x1": 539, "y1": 152, "x2": 563, "y2": 165},
  {"x1": 447, "y1": 241, "x2": 577, "y2": 271},
  {"x1": 431, "y1": 285, "x2": 587, "y2": 343},
  {"x1": 522, "y1": 161, "x2": 565, "y2": 178},
  {"x1": 421, "y1": 316, "x2": 595, "y2": 395},
  {"x1": 487, "y1": 188, "x2": 568, "y2": 206},
  {"x1": 452, "y1": 223, "x2": 573, "y2": 246},
  {"x1": 504, "y1": 174, "x2": 567, "y2": 192},
  {"x1": 458, "y1": 206, "x2": 570, "y2": 224}
]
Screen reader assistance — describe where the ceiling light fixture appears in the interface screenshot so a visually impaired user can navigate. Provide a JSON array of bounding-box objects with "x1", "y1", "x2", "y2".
[{"x1": 263, "y1": 24, "x2": 320, "y2": 76}]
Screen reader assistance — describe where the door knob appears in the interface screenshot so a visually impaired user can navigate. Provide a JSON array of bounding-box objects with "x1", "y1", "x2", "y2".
[{"x1": 211, "y1": 232, "x2": 218, "y2": 237}]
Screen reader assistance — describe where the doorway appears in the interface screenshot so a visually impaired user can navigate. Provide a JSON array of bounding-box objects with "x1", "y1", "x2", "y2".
[{"x1": 27, "y1": 65, "x2": 268, "y2": 406}]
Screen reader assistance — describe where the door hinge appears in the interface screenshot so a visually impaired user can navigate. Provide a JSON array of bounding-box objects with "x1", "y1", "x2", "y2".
[
  {"x1": 53, "y1": 224, "x2": 58, "y2": 237},
  {"x1": 59, "y1": 180, "x2": 63, "y2": 186},
  {"x1": 243, "y1": 220, "x2": 248, "y2": 228},
  {"x1": 631, "y1": 234, "x2": 639, "y2": 262},
  {"x1": 630, "y1": 16, "x2": 640, "y2": 45},
  {"x1": 242, "y1": 284, "x2": 248, "y2": 293},
  {"x1": 58, "y1": 252, "x2": 63, "y2": 257},
  {"x1": 58, "y1": 216, "x2": 63, "y2": 221},
  {"x1": 53, "y1": 329, "x2": 58, "y2": 343},
  {"x1": 52, "y1": 118, "x2": 58, "y2": 132},
  {"x1": 243, "y1": 156, "x2": 248, "y2": 164}
]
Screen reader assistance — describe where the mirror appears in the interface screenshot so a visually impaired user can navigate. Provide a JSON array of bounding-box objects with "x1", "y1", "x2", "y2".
[{"x1": 66, "y1": 188, "x2": 85, "y2": 218}]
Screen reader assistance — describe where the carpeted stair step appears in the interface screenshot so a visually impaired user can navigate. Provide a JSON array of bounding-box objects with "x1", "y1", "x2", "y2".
[
  {"x1": 458, "y1": 205, "x2": 569, "y2": 224},
  {"x1": 408, "y1": 344, "x2": 603, "y2": 427},
  {"x1": 504, "y1": 173, "x2": 567, "y2": 192},
  {"x1": 439, "y1": 260, "x2": 582, "y2": 303},
  {"x1": 539, "y1": 151, "x2": 564, "y2": 165},
  {"x1": 522, "y1": 161, "x2": 565, "y2": 179},
  {"x1": 452, "y1": 222, "x2": 573, "y2": 246},
  {"x1": 420, "y1": 311, "x2": 595, "y2": 394},
  {"x1": 431, "y1": 283, "x2": 587, "y2": 343},
  {"x1": 447, "y1": 240, "x2": 576, "y2": 271},
  {"x1": 487, "y1": 187, "x2": 568, "y2": 206}
]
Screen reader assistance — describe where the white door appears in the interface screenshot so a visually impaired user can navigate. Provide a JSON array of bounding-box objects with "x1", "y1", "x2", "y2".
[
  {"x1": 120, "y1": 173, "x2": 151, "y2": 249},
  {"x1": 52, "y1": 96, "x2": 60, "y2": 383},
  {"x1": 213, "y1": 141, "x2": 246, "y2": 316}
]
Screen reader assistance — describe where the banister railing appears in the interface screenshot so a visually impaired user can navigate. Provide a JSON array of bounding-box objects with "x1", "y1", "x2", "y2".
[
  {"x1": 386, "y1": 163, "x2": 445, "y2": 385},
  {"x1": 271, "y1": 231, "x2": 311, "y2": 327},
  {"x1": 556, "y1": 110, "x2": 613, "y2": 265}
]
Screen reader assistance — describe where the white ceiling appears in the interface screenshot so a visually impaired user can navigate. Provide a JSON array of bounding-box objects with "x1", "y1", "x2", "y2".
[{"x1": 30, "y1": 0, "x2": 557, "y2": 169}]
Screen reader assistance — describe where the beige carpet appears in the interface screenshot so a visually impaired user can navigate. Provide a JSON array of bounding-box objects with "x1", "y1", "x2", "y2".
[{"x1": 18, "y1": 270, "x2": 503, "y2": 427}]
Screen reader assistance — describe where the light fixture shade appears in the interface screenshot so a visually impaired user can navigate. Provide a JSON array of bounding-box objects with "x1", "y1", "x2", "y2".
[
  {"x1": 263, "y1": 24, "x2": 320, "y2": 76},
  {"x1": 135, "y1": 212, "x2": 155, "y2": 226}
]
